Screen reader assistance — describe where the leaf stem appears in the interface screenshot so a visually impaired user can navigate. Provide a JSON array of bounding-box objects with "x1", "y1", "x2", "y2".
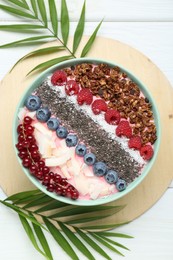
[{"x1": 27, "y1": 5, "x2": 76, "y2": 58}]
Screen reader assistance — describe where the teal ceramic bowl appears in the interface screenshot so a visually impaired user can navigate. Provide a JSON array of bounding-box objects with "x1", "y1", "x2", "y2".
[{"x1": 13, "y1": 58, "x2": 161, "y2": 206}]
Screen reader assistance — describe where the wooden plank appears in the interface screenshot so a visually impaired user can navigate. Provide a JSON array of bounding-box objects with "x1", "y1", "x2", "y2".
[
  {"x1": 0, "y1": 22, "x2": 173, "y2": 84},
  {"x1": 0, "y1": 0, "x2": 173, "y2": 21}
]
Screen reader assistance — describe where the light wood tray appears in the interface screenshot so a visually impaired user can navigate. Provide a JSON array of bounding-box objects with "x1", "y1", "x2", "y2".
[{"x1": 0, "y1": 36, "x2": 173, "y2": 223}]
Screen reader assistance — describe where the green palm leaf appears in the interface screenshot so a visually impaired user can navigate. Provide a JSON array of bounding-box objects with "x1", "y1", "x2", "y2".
[
  {"x1": 0, "y1": 24, "x2": 44, "y2": 30},
  {"x1": 81, "y1": 19, "x2": 103, "y2": 57},
  {"x1": 37, "y1": 0, "x2": 47, "y2": 27},
  {"x1": 81, "y1": 222, "x2": 129, "y2": 230},
  {"x1": 95, "y1": 231, "x2": 133, "y2": 238},
  {"x1": 27, "y1": 55, "x2": 73, "y2": 75},
  {"x1": 19, "y1": 215, "x2": 46, "y2": 257},
  {"x1": 75, "y1": 227, "x2": 111, "y2": 260},
  {"x1": 35, "y1": 200, "x2": 69, "y2": 213},
  {"x1": 0, "y1": 4, "x2": 35, "y2": 19},
  {"x1": 10, "y1": 46, "x2": 65, "y2": 71},
  {"x1": 98, "y1": 235, "x2": 130, "y2": 251},
  {"x1": 0, "y1": 35, "x2": 55, "y2": 48},
  {"x1": 58, "y1": 222, "x2": 95, "y2": 260},
  {"x1": 7, "y1": 0, "x2": 29, "y2": 9},
  {"x1": 43, "y1": 217, "x2": 79, "y2": 260},
  {"x1": 23, "y1": 195, "x2": 54, "y2": 209},
  {"x1": 30, "y1": 0, "x2": 38, "y2": 18},
  {"x1": 31, "y1": 214, "x2": 53, "y2": 260},
  {"x1": 15, "y1": 193, "x2": 46, "y2": 205},
  {"x1": 5, "y1": 189, "x2": 41, "y2": 202},
  {"x1": 73, "y1": 1, "x2": 85, "y2": 54},
  {"x1": 0, "y1": 200, "x2": 45, "y2": 229},
  {"x1": 64, "y1": 215, "x2": 111, "y2": 225},
  {"x1": 49, "y1": 205, "x2": 123, "y2": 218},
  {"x1": 90, "y1": 233, "x2": 124, "y2": 256},
  {"x1": 48, "y1": 0, "x2": 58, "y2": 36},
  {"x1": 61, "y1": 0, "x2": 69, "y2": 45}
]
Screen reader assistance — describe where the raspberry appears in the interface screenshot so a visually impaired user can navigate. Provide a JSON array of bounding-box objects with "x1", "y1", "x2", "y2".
[
  {"x1": 128, "y1": 135, "x2": 142, "y2": 150},
  {"x1": 140, "y1": 145, "x2": 154, "y2": 160},
  {"x1": 51, "y1": 70, "x2": 67, "y2": 86},
  {"x1": 105, "y1": 109, "x2": 121, "y2": 125},
  {"x1": 77, "y1": 88, "x2": 93, "y2": 105},
  {"x1": 91, "y1": 99, "x2": 108, "y2": 115},
  {"x1": 116, "y1": 120, "x2": 132, "y2": 138},
  {"x1": 65, "y1": 80, "x2": 79, "y2": 95}
]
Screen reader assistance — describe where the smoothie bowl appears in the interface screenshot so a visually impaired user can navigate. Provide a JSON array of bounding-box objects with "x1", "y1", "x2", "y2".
[{"x1": 13, "y1": 58, "x2": 160, "y2": 206}]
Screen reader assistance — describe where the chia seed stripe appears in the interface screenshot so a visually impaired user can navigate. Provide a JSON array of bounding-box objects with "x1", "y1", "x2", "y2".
[{"x1": 35, "y1": 82, "x2": 142, "y2": 183}]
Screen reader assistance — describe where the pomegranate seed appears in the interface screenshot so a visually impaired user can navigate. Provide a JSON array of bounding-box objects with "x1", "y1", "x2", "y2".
[
  {"x1": 42, "y1": 174, "x2": 51, "y2": 185},
  {"x1": 22, "y1": 140, "x2": 30, "y2": 148},
  {"x1": 35, "y1": 171, "x2": 44, "y2": 180},
  {"x1": 18, "y1": 150, "x2": 28, "y2": 159},
  {"x1": 38, "y1": 160, "x2": 45, "y2": 168},
  {"x1": 22, "y1": 158, "x2": 31, "y2": 168},
  {"x1": 43, "y1": 166, "x2": 49, "y2": 174},
  {"x1": 24, "y1": 116, "x2": 32, "y2": 125},
  {"x1": 55, "y1": 186, "x2": 62, "y2": 195},
  {"x1": 25, "y1": 125, "x2": 34, "y2": 135},
  {"x1": 54, "y1": 174, "x2": 62, "y2": 184},
  {"x1": 29, "y1": 144, "x2": 38, "y2": 152},
  {"x1": 17, "y1": 124, "x2": 24, "y2": 134},
  {"x1": 47, "y1": 184, "x2": 55, "y2": 192},
  {"x1": 18, "y1": 134, "x2": 25, "y2": 142},
  {"x1": 29, "y1": 165, "x2": 38, "y2": 175}
]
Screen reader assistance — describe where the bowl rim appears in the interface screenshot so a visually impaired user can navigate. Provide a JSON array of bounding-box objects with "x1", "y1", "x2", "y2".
[{"x1": 13, "y1": 57, "x2": 161, "y2": 206}]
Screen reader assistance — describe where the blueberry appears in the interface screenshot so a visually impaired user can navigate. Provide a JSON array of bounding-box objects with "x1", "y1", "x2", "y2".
[
  {"x1": 105, "y1": 170, "x2": 118, "y2": 184},
  {"x1": 47, "y1": 118, "x2": 60, "y2": 130},
  {"x1": 56, "y1": 126, "x2": 68, "y2": 138},
  {"x1": 24, "y1": 95, "x2": 41, "y2": 111},
  {"x1": 116, "y1": 179, "x2": 126, "y2": 191},
  {"x1": 93, "y1": 162, "x2": 107, "y2": 176},
  {"x1": 65, "y1": 134, "x2": 78, "y2": 147},
  {"x1": 36, "y1": 107, "x2": 51, "y2": 122},
  {"x1": 75, "y1": 144, "x2": 87, "y2": 157},
  {"x1": 84, "y1": 153, "x2": 96, "y2": 165}
]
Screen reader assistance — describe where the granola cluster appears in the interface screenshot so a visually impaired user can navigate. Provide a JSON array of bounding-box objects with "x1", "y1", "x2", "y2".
[{"x1": 63, "y1": 63, "x2": 157, "y2": 145}]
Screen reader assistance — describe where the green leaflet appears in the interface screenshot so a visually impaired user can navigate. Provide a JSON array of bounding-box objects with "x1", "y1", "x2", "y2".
[
  {"x1": 81, "y1": 222, "x2": 129, "y2": 230},
  {"x1": 31, "y1": 214, "x2": 53, "y2": 260},
  {"x1": 0, "y1": 35, "x2": 55, "y2": 48},
  {"x1": 90, "y1": 233, "x2": 124, "y2": 256},
  {"x1": 48, "y1": 0, "x2": 58, "y2": 36},
  {"x1": 5, "y1": 189, "x2": 41, "y2": 202},
  {"x1": 64, "y1": 215, "x2": 111, "y2": 225},
  {"x1": 23, "y1": 195, "x2": 54, "y2": 209},
  {"x1": 10, "y1": 46, "x2": 65, "y2": 72},
  {"x1": 95, "y1": 231, "x2": 134, "y2": 238},
  {"x1": 37, "y1": 0, "x2": 48, "y2": 27},
  {"x1": 43, "y1": 217, "x2": 79, "y2": 260},
  {"x1": 19, "y1": 215, "x2": 46, "y2": 257},
  {"x1": 75, "y1": 227, "x2": 111, "y2": 260},
  {"x1": 15, "y1": 193, "x2": 46, "y2": 205},
  {"x1": 49, "y1": 205, "x2": 123, "y2": 218},
  {"x1": 98, "y1": 235, "x2": 130, "y2": 251},
  {"x1": 7, "y1": 0, "x2": 29, "y2": 9},
  {"x1": 27, "y1": 55, "x2": 73, "y2": 75},
  {"x1": 30, "y1": 0, "x2": 38, "y2": 18},
  {"x1": 61, "y1": 0, "x2": 69, "y2": 45},
  {"x1": 0, "y1": 24, "x2": 44, "y2": 30},
  {"x1": 73, "y1": 1, "x2": 85, "y2": 54},
  {"x1": 0, "y1": 4, "x2": 35, "y2": 19},
  {"x1": 81, "y1": 19, "x2": 103, "y2": 57},
  {"x1": 0, "y1": 200, "x2": 45, "y2": 229},
  {"x1": 35, "y1": 200, "x2": 69, "y2": 213},
  {"x1": 58, "y1": 222, "x2": 95, "y2": 260}
]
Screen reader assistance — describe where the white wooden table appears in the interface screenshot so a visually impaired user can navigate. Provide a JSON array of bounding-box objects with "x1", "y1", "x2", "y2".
[{"x1": 0, "y1": 1, "x2": 173, "y2": 259}]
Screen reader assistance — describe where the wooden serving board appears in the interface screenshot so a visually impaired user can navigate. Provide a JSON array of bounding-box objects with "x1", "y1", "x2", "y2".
[{"x1": 0, "y1": 36, "x2": 173, "y2": 223}]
